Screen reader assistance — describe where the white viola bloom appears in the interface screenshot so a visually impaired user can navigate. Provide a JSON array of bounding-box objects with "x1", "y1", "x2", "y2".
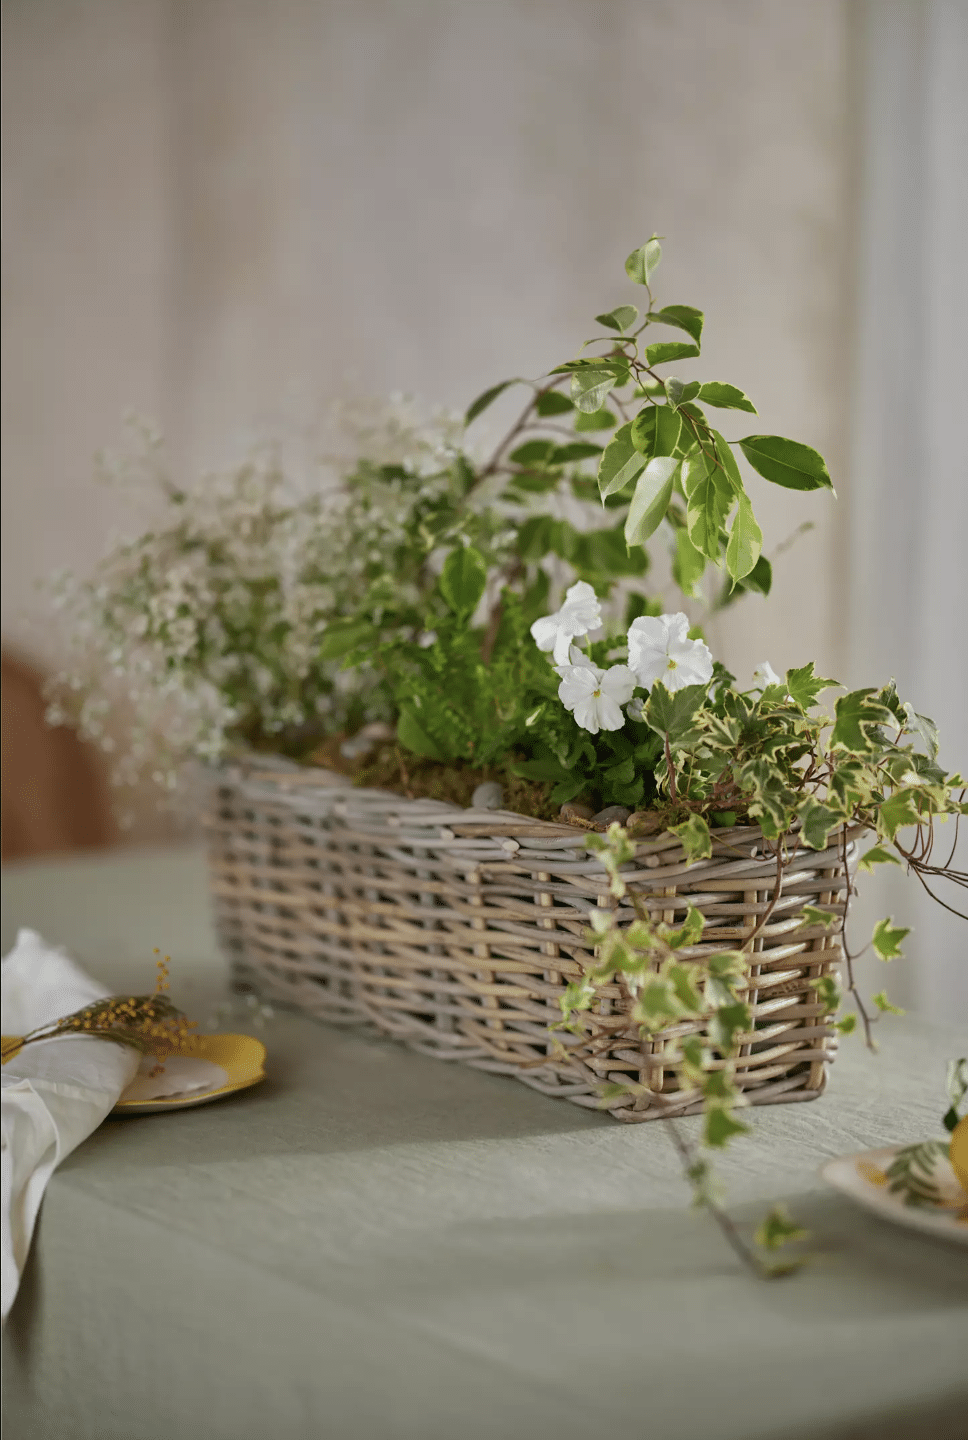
[
  {"x1": 752, "y1": 660, "x2": 783, "y2": 689},
  {"x1": 530, "y1": 581, "x2": 603, "y2": 666},
  {"x1": 556, "y1": 662, "x2": 636, "y2": 735},
  {"x1": 626, "y1": 612, "x2": 713, "y2": 694}
]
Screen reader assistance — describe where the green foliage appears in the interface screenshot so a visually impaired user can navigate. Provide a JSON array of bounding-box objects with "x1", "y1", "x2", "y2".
[{"x1": 871, "y1": 918, "x2": 910, "y2": 961}]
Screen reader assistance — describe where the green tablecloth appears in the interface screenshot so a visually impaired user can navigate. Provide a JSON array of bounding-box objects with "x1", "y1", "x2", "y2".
[{"x1": 2, "y1": 846, "x2": 967, "y2": 1440}]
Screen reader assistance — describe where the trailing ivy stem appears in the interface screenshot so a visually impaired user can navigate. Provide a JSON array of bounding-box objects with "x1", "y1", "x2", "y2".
[{"x1": 659, "y1": 1109, "x2": 772, "y2": 1279}]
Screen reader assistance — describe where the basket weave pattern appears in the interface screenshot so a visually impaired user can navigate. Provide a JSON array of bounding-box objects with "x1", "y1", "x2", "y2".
[{"x1": 205, "y1": 756, "x2": 854, "y2": 1122}]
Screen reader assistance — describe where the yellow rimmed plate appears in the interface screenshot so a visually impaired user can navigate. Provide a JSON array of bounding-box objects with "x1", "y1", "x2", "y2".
[
  {"x1": 2, "y1": 1032, "x2": 267, "y2": 1115},
  {"x1": 112, "y1": 1032, "x2": 267, "y2": 1114},
  {"x1": 821, "y1": 1146, "x2": 968, "y2": 1247}
]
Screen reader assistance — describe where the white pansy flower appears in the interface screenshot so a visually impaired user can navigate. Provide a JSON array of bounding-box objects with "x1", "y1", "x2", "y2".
[
  {"x1": 752, "y1": 660, "x2": 783, "y2": 689},
  {"x1": 530, "y1": 581, "x2": 603, "y2": 666},
  {"x1": 626, "y1": 612, "x2": 713, "y2": 693},
  {"x1": 556, "y1": 662, "x2": 636, "y2": 735}
]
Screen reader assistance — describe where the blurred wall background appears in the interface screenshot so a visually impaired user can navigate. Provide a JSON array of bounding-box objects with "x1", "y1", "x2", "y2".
[{"x1": 2, "y1": 0, "x2": 964, "y2": 1014}]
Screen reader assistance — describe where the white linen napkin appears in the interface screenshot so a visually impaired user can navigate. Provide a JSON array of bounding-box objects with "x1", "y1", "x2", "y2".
[{"x1": 2, "y1": 929, "x2": 142, "y2": 1321}]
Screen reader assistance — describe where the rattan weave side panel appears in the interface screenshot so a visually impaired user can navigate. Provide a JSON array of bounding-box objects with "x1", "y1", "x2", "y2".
[{"x1": 204, "y1": 759, "x2": 855, "y2": 1121}]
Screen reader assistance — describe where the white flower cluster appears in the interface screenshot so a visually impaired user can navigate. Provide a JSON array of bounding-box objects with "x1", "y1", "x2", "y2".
[
  {"x1": 47, "y1": 400, "x2": 467, "y2": 795},
  {"x1": 530, "y1": 582, "x2": 714, "y2": 735}
]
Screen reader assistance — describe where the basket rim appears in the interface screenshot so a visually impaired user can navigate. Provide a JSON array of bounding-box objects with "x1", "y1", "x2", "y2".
[{"x1": 207, "y1": 751, "x2": 866, "y2": 859}]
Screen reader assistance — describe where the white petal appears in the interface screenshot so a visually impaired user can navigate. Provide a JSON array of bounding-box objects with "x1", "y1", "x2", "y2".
[
  {"x1": 530, "y1": 614, "x2": 560, "y2": 652},
  {"x1": 662, "y1": 611, "x2": 691, "y2": 644},
  {"x1": 595, "y1": 695, "x2": 627, "y2": 731},
  {"x1": 752, "y1": 660, "x2": 782, "y2": 688},
  {"x1": 572, "y1": 695, "x2": 601, "y2": 733},
  {"x1": 599, "y1": 664, "x2": 637, "y2": 706},
  {"x1": 557, "y1": 665, "x2": 601, "y2": 709},
  {"x1": 553, "y1": 629, "x2": 576, "y2": 665}
]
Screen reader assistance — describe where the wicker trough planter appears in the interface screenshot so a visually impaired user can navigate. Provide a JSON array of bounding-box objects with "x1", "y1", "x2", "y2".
[{"x1": 204, "y1": 754, "x2": 856, "y2": 1122}]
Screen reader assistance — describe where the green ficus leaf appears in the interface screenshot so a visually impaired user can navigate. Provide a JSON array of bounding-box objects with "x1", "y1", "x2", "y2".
[
  {"x1": 509, "y1": 439, "x2": 556, "y2": 467},
  {"x1": 644, "y1": 341, "x2": 700, "y2": 367},
  {"x1": 738, "y1": 434, "x2": 833, "y2": 492},
  {"x1": 672, "y1": 526, "x2": 706, "y2": 598},
  {"x1": 571, "y1": 368, "x2": 618, "y2": 414},
  {"x1": 664, "y1": 378, "x2": 701, "y2": 409},
  {"x1": 682, "y1": 451, "x2": 733, "y2": 562},
  {"x1": 650, "y1": 304, "x2": 704, "y2": 345},
  {"x1": 535, "y1": 389, "x2": 574, "y2": 416},
  {"x1": 597, "y1": 422, "x2": 647, "y2": 500},
  {"x1": 697, "y1": 382, "x2": 757, "y2": 413},
  {"x1": 595, "y1": 304, "x2": 639, "y2": 332},
  {"x1": 725, "y1": 492, "x2": 762, "y2": 580},
  {"x1": 439, "y1": 545, "x2": 487, "y2": 618},
  {"x1": 464, "y1": 378, "x2": 523, "y2": 426},
  {"x1": 624, "y1": 456, "x2": 679, "y2": 546},
  {"x1": 625, "y1": 237, "x2": 662, "y2": 287},
  {"x1": 631, "y1": 402, "x2": 682, "y2": 459},
  {"x1": 573, "y1": 406, "x2": 617, "y2": 432}
]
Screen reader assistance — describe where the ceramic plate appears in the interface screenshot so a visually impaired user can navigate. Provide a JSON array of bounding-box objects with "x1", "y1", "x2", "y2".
[
  {"x1": 821, "y1": 1146, "x2": 968, "y2": 1247},
  {"x1": 111, "y1": 1032, "x2": 267, "y2": 1114}
]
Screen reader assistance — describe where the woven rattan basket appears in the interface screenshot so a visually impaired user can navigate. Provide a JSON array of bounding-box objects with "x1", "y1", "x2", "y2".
[{"x1": 205, "y1": 755, "x2": 855, "y2": 1122}]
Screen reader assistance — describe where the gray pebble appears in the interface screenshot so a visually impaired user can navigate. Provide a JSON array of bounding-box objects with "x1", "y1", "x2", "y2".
[
  {"x1": 471, "y1": 781, "x2": 504, "y2": 810},
  {"x1": 591, "y1": 805, "x2": 632, "y2": 828},
  {"x1": 559, "y1": 802, "x2": 595, "y2": 824}
]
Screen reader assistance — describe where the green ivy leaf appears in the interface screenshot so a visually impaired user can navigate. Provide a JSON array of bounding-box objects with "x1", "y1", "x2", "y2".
[
  {"x1": 857, "y1": 844, "x2": 902, "y2": 874},
  {"x1": 810, "y1": 974, "x2": 841, "y2": 1015},
  {"x1": 625, "y1": 237, "x2": 662, "y2": 287},
  {"x1": 664, "y1": 905, "x2": 705, "y2": 949},
  {"x1": 799, "y1": 797, "x2": 840, "y2": 851},
  {"x1": 650, "y1": 304, "x2": 704, "y2": 345},
  {"x1": 597, "y1": 422, "x2": 647, "y2": 500},
  {"x1": 644, "y1": 682, "x2": 708, "y2": 742},
  {"x1": 903, "y1": 703, "x2": 940, "y2": 760},
  {"x1": 670, "y1": 813, "x2": 712, "y2": 863},
  {"x1": 835, "y1": 1013, "x2": 857, "y2": 1035},
  {"x1": 696, "y1": 381, "x2": 757, "y2": 413},
  {"x1": 465, "y1": 378, "x2": 523, "y2": 425},
  {"x1": 724, "y1": 492, "x2": 762, "y2": 580},
  {"x1": 595, "y1": 304, "x2": 639, "y2": 332},
  {"x1": 878, "y1": 790, "x2": 922, "y2": 840},
  {"x1": 755, "y1": 1205, "x2": 808, "y2": 1251},
  {"x1": 439, "y1": 545, "x2": 487, "y2": 618},
  {"x1": 738, "y1": 435, "x2": 833, "y2": 492},
  {"x1": 397, "y1": 706, "x2": 446, "y2": 760},
  {"x1": 830, "y1": 689, "x2": 895, "y2": 753},
  {"x1": 872, "y1": 918, "x2": 910, "y2": 961},
  {"x1": 624, "y1": 457, "x2": 679, "y2": 546},
  {"x1": 872, "y1": 989, "x2": 906, "y2": 1015},
  {"x1": 704, "y1": 1105, "x2": 752, "y2": 1148},
  {"x1": 645, "y1": 341, "x2": 700, "y2": 367},
  {"x1": 707, "y1": 1002, "x2": 751, "y2": 1057},
  {"x1": 785, "y1": 662, "x2": 836, "y2": 711},
  {"x1": 797, "y1": 904, "x2": 839, "y2": 931}
]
